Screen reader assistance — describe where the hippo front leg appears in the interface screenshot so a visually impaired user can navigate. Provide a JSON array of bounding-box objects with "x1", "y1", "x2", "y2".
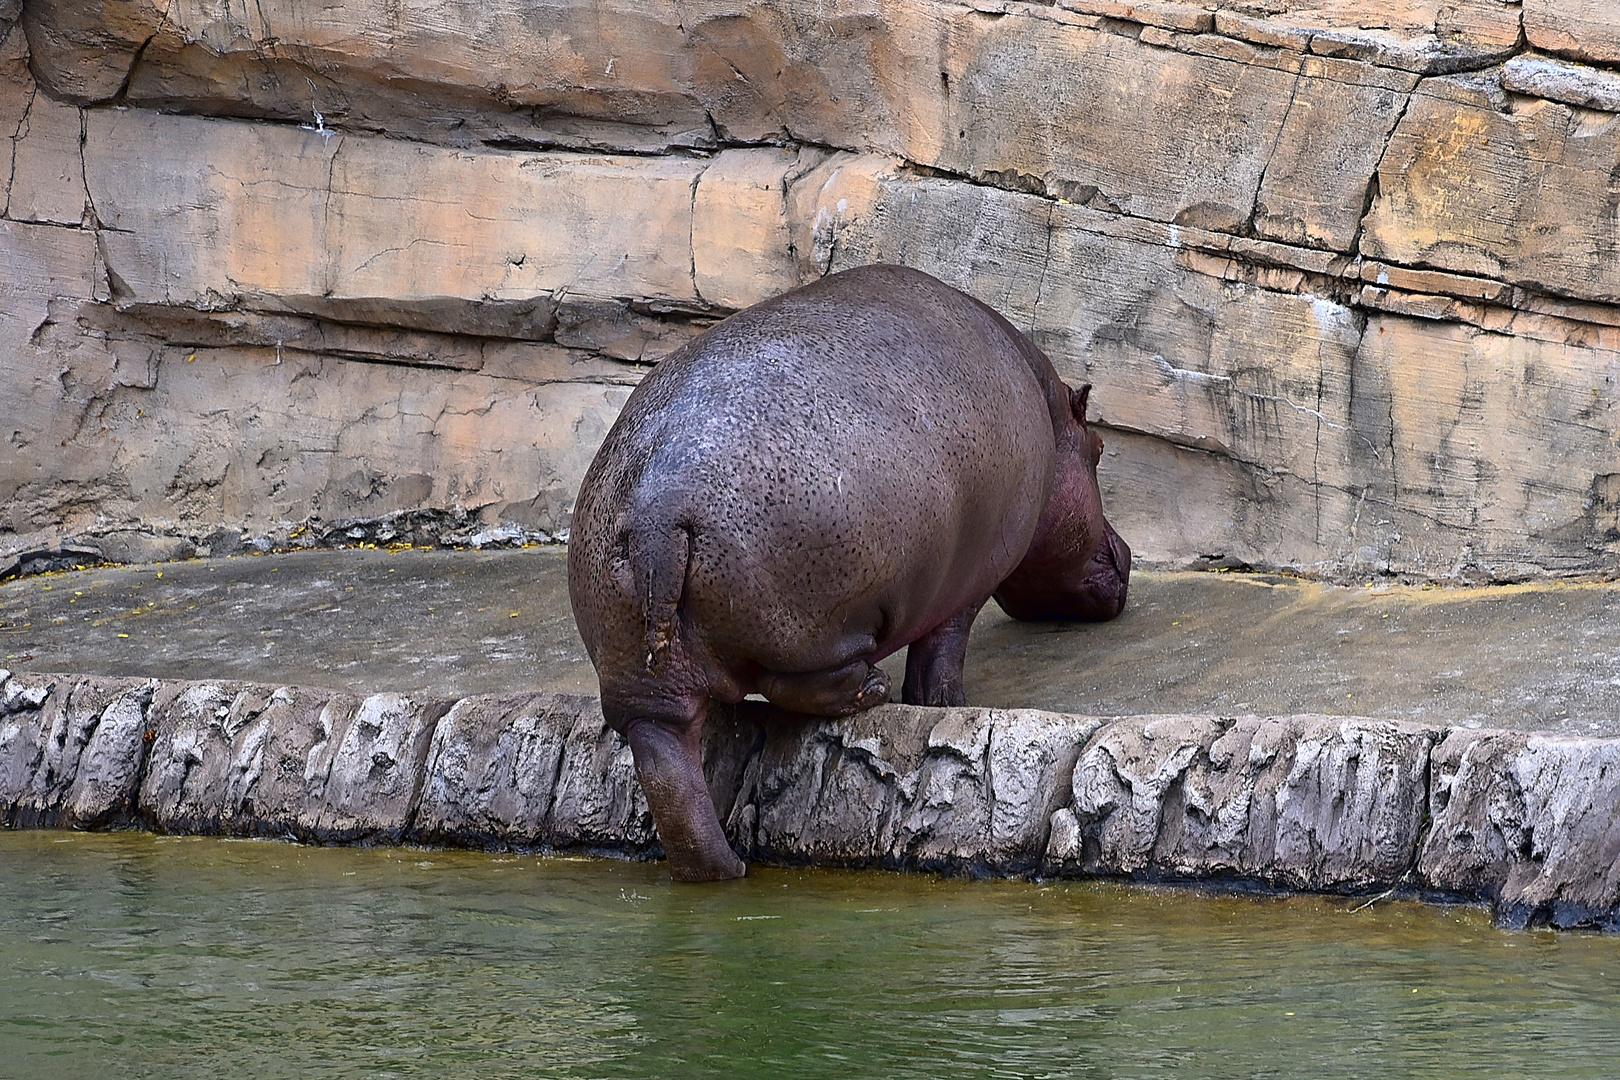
[
  {"x1": 901, "y1": 600, "x2": 985, "y2": 707},
  {"x1": 615, "y1": 703, "x2": 746, "y2": 882}
]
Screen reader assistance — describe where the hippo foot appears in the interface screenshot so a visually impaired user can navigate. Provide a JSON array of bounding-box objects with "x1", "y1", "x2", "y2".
[
  {"x1": 669, "y1": 846, "x2": 748, "y2": 883},
  {"x1": 853, "y1": 667, "x2": 890, "y2": 711},
  {"x1": 905, "y1": 679, "x2": 966, "y2": 708},
  {"x1": 759, "y1": 660, "x2": 889, "y2": 716}
]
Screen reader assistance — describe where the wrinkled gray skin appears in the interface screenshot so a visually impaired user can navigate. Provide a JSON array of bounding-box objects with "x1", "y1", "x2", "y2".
[{"x1": 568, "y1": 265, "x2": 1130, "y2": 881}]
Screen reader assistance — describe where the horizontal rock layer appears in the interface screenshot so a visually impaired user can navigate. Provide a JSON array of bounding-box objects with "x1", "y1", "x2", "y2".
[
  {"x1": 4, "y1": 1, "x2": 1620, "y2": 581},
  {"x1": 5, "y1": 667, "x2": 1619, "y2": 931}
]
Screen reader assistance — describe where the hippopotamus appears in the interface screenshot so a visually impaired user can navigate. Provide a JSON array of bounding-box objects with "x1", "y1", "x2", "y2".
[{"x1": 567, "y1": 264, "x2": 1130, "y2": 881}]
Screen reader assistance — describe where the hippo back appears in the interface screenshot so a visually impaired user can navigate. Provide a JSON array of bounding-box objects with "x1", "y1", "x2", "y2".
[{"x1": 569, "y1": 265, "x2": 1060, "y2": 693}]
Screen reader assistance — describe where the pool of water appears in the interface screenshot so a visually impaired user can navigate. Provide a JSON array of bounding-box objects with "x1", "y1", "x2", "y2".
[{"x1": 3, "y1": 832, "x2": 1618, "y2": 1079}]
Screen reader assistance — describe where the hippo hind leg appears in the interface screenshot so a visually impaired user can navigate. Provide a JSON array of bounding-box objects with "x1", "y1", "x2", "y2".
[
  {"x1": 758, "y1": 659, "x2": 890, "y2": 716},
  {"x1": 605, "y1": 691, "x2": 747, "y2": 882}
]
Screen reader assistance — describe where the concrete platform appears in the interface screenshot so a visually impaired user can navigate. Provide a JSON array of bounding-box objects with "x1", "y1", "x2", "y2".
[{"x1": 2, "y1": 547, "x2": 1617, "y2": 735}]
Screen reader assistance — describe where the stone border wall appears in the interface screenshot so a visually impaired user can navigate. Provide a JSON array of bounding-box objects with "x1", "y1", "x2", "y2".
[
  {"x1": 5, "y1": 667, "x2": 1618, "y2": 931},
  {"x1": 4, "y1": 1, "x2": 1620, "y2": 582}
]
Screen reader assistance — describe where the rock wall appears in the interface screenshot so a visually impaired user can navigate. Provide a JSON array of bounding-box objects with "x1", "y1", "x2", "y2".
[
  {"x1": 5, "y1": 666, "x2": 1619, "y2": 931},
  {"x1": 3, "y1": 1, "x2": 1620, "y2": 580}
]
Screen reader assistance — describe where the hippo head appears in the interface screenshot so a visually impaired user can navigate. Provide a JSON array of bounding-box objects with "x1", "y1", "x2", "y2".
[{"x1": 992, "y1": 382, "x2": 1131, "y2": 622}]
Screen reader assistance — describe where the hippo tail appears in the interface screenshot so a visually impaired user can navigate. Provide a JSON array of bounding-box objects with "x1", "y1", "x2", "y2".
[{"x1": 631, "y1": 519, "x2": 694, "y2": 676}]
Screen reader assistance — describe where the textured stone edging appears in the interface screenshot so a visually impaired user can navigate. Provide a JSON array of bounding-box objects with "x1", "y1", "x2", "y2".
[{"x1": 3, "y1": 669, "x2": 1617, "y2": 931}]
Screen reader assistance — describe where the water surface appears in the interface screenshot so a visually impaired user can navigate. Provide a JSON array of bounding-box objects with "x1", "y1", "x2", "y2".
[{"x1": 3, "y1": 832, "x2": 1618, "y2": 1078}]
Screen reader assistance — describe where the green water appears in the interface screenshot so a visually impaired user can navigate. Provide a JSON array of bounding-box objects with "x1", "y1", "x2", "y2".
[{"x1": 2, "y1": 832, "x2": 1618, "y2": 1079}]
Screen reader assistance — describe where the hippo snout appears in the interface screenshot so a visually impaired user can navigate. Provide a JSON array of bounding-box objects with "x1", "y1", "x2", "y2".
[{"x1": 1095, "y1": 522, "x2": 1132, "y2": 620}]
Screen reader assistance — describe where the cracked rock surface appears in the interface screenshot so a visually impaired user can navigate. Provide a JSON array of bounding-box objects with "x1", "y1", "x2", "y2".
[
  {"x1": 1422, "y1": 728, "x2": 1620, "y2": 930},
  {"x1": 1053, "y1": 713, "x2": 1435, "y2": 891},
  {"x1": 6, "y1": 664, "x2": 1620, "y2": 931}
]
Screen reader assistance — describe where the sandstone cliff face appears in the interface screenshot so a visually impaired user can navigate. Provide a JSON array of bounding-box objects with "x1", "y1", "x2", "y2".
[{"x1": 3, "y1": 1, "x2": 1619, "y2": 580}]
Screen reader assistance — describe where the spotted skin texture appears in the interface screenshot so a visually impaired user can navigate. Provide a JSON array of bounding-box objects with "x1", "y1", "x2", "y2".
[{"x1": 567, "y1": 264, "x2": 1129, "y2": 881}]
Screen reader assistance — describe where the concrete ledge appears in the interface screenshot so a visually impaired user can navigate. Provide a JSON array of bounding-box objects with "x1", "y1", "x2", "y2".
[
  {"x1": 4, "y1": 667, "x2": 1619, "y2": 930},
  {"x1": 1422, "y1": 729, "x2": 1620, "y2": 931},
  {"x1": 1050, "y1": 713, "x2": 1436, "y2": 892},
  {"x1": 729, "y1": 705, "x2": 1102, "y2": 876}
]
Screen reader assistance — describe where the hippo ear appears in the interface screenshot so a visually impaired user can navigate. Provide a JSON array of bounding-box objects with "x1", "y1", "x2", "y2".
[{"x1": 1068, "y1": 383, "x2": 1092, "y2": 423}]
